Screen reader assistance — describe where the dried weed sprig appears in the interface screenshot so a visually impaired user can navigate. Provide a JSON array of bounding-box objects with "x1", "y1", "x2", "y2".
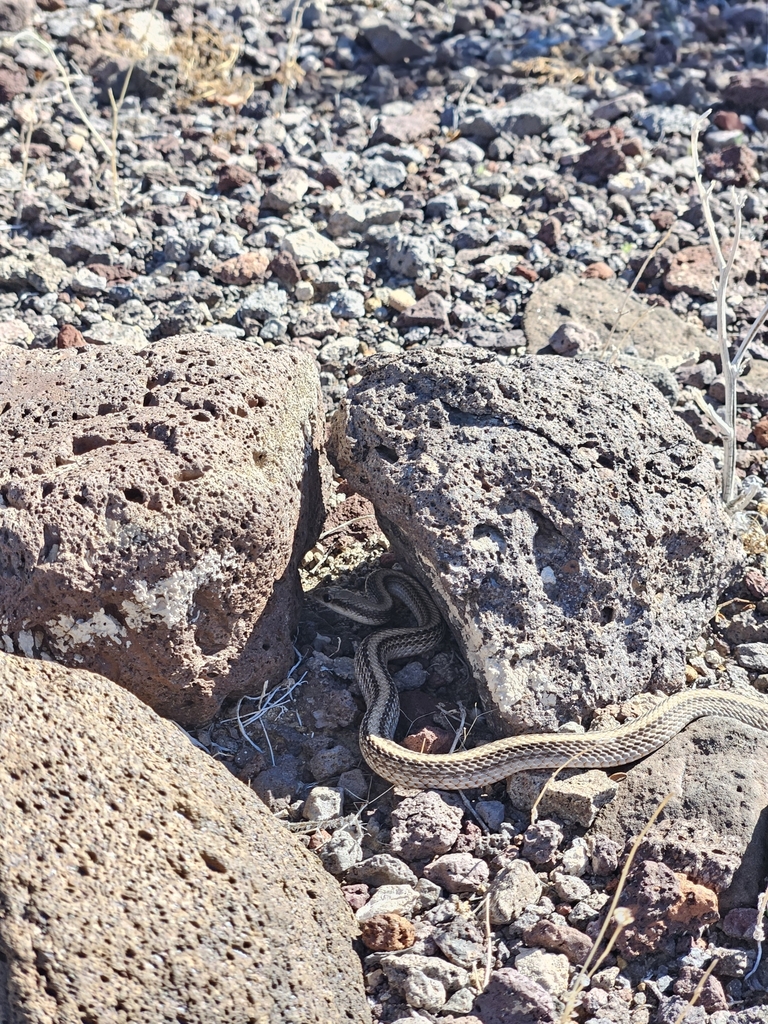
[{"x1": 274, "y1": 0, "x2": 307, "y2": 116}]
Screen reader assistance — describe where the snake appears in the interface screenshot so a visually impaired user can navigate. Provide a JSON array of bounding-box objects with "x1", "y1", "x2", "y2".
[{"x1": 323, "y1": 568, "x2": 768, "y2": 791}]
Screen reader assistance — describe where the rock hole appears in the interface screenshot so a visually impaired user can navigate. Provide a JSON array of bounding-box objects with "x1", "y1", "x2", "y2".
[
  {"x1": 601, "y1": 607, "x2": 615, "y2": 624},
  {"x1": 597, "y1": 454, "x2": 614, "y2": 470},
  {"x1": 376, "y1": 445, "x2": 399, "y2": 464},
  {"x1": 73, "y1": 494, "x2": 88, "y2": 506},
  {"x1": 143, "y1": 392, "x2": 159, "y2": 407},
  {"x1": 192, "y1": 412, "x2": 211, "y2": 422},
  {"x1": 72, "y1": 436, "x2": 117, "y2": 456},
  {"x1": 200, "y1": 852, "x2": 227, "y2": 873},
  {"x1": 262, "y1": 642, "x2": 271, "y2": 651},
  {"x1": 138, "y1": 829, "x2": 154, "y2": 841},
  {"x1": 124, "y1": 488, "x2": 145, "y2": 504}
]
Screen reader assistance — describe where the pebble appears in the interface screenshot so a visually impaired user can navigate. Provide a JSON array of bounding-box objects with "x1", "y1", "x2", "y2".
[
  {"x1": 390, "y1": 791, "x2": 464, "y2": 860},
  {"x1": 422, "y1": 852, "x2": 489, "y2": 894},
  {"x1": 347, "y1": 854, "x2": 418, "y2": 888},
  {"x1": 488, "y1": 860, "x2": 543, "y2": 926}
]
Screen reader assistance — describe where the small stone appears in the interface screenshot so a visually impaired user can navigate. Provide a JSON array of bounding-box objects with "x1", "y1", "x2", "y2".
[
  {"x1": 582, "y1": 262, "x2": 614, "y2": 280},
  {"x1": 754, "y1": 419, "x2": 768, "y2": 449},
  {"x1": 522, "y1": 820, "x2": 563, "y2": 864},
  {"x1": 360, "y1": 912, "x2": 416, "y2": 951},
  {"x1": 561, "y1": 838, "x2": 589, "y2": 877},
  {"x1": 397, "y1": 293, "x2": 449, "y2": 329},
  {"x1": 269, "y1": 251, "x2": 301, "y2": 287},
  {"x1": 522, "y1": 917, "x2": 593, "y2": 965},
  {"x1": 56, "y1": 324, "x2": 86, "y2": 349},
  {"x1": 673, "y1": 967, "x2": 728, "y2": 1013},
  {"x1": 308, "y1": 744, "x2": 356, "y2": 780},
  {"x1": 589, "y1": 833, "x2": 620, "y2": 876},
  {"x1": 476, "y1": 800, "x2": 506, "y2": 833},
  {"x1": 379, "y1": 953, "x2": 468, "y2": 1013},
  {"x1": 319, "y1": 829, "x2": 363, "y2": 875},
  {"x1": 82, "y1": 322, "x2": 146, "y2": 348},
  {"x1": 548, "y1": 320, "x2": 601, "y2": 356},
  {"x1": 722, "y1": 907, "x2": 759, "y2": 939},
  {"x1": 303, "y1": 785, "x2": 343, "y2": 821},
  {"x1": 0, "y1": 319, "x2": 34, "y2": 347},
  {"x1": 401, "y1": 726, "x2": 454, "y2": 754},
  {"x1": 214, "y1": 251, "x2": 270, "y2": 285},
  {"x1": 70, "y1": 267, "x2": 107, "y2": 296},
  {"x1": 348, "y1": 854, "x2": 417, "y2": 888},
  {"x1": 422, "y1": 853, "x2": 489, "y2": 894},
  {"x1": 514, "y1": 948, "x2": 569, "y2": 998},
  {"x1": 386, "y1": 288, "x2": 416, "y2": 312},
  {"x1": 282, "y1": 228, "x2": 340, "y2": 266},
  {"x1": 433, "y1": 916, "x2": 486, "y2": 969},
  {"x1": 328, "y1": 289, "x2": 365, "y2": 319},
  {"x1": 387, "y1": 235, "x2": 435, "y2": 278},
  {"x1": 735, "y1": 642, "x2": 768, "y2": 672},
  {"x1": 517, "y1": 770, "x2": 617, "y2": 827},
  {"x1": 261, "y1": 168, "x2": 309, "y2": 212},
  {"x1": 551, "y1": 872, "x2": 591, "y2": 903},
  {"x1": 239, "y1": 283, "x2": 288, "y2": 322},
  {"x1": 357, "y1": 885, "x2": 421, "y2": 923},
  {"x1": 342, "y1": 883, "x2": 369, "y2": 912},
  {"x1": 488, "y1": 859, "x2": 543, "y2": 926},
  {"x1": 472, "y1": 968, "x2": 556, "y2": 1023},
  {"x1": 337, "y1": 768, "x2": 366, "y2": 803},
  {"x1": 390, "y1": 791, "x2": 463, "y2": 860},
  {"x1": 218, "y1": 164, "x2": 252, "y2": 191}
]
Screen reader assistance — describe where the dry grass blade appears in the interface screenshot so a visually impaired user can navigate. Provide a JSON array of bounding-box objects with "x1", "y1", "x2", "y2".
[
  {"x1": 671, "y1": 958, "x2": 720, "y2": 1024},
  {"x1": 275, "y1": 0, "x2": 307, "y2": 115},
  {"x1": 558, "y1": 793, "x2": 672, "y2": 1023},
  {"x1": 604, "y1": 224, "x2": 673, "y2": 355}
]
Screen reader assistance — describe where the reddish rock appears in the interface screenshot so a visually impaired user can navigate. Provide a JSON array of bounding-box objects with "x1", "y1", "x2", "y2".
[
  {"x1": 536, "y1": 217, "x2": 562, "y2": 249},
  {"x1": 360, "y1": 913, "x2": 416, "y2": 951},
  {"x1": 704, "y1": 145, "x2": 758, "y2": 187},
  {"x1": 664, "y1": 239, "x2": 760, "y2": 299},
  {"x1": 213, "y1": 251, "x2": 270, "y2": 285},
  {"x1": 472, "y1": 969, "x2": 556, "y2": 1023},
  {"x1": 713, "y1": 110, "x2": 745, "y2": 131},
  {"x1": 673, "y1": 967, "x2": 728, "y2": 1013},
  {"x1": 515, "y1": 263, "x2": 539, "y2": 282},
  {"x1": 56, "y1": 324, "x2": 86, "y2": 348},
  {"x1": 0, "y1": 65, "x2": 27, "y2": 104},
  {"x1": 621, "y1": 137, "x2": 644, "y2": 157},
  {"x1": 0, "y1": 336, "x2": 324, "y2": 727},
  {"x1": 342, "y1": 883, "x2": 370, "y2": 912},
  {"x1": 86, "y1": 262, "x2": 135, "y2": 282},
  {"x1": 396, "y1": 292, "x2": 449, "y2": 329},
  {"x1": 615, "y1": 860, "x2": 719, "y2": 959},
  {"x1": 582, "y1": 262, "x2": 614, "y2": 280},
  {"x1": 370, "y1": 110, "x2": 439, "y2": 147},
  {"x1": 744, "y1": 568, "x2": 768, "y2": 598},
  {"x1": 576, "y1": 127, "x2": 627, "y2": 180},
  {"x1": 254, "y1": 143, "x2": 283, "y2": 170},
  {"x1": 389, "y1": 791, "x2": 463, "y2": 860},
  {"x1": 724, "y1": 69, "x2": 768, "y2": 110},
  {"x1": 268, "y1": 250, "x2": 301, "y2": 287},
  {"x1": 650, "y1": 209, "x2": 676, "y2": 231},
  {"x1": 402, "y1": 725, "x2": 454, "y2": 754},
  {"x1": 236, "y1": 202, "x2": 262, "y2": 233},
  {"x1": 218, "y1": 164, "x2": 252, "y2": 191},
  {"x1": 522, "y1": 918, "x2": 593, "y2": 965},
  {"x1": 722, "y1": 907, "x2": 759, "y2": 939}
]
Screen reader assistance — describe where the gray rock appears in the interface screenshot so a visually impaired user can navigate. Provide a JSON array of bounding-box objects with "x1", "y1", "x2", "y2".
[
  {"x1": 442, "y1": 138, "x2": 485, "y2": 164},
  {"x1": 240, "y1": 283, "x2": 288, "y2": 321},
  {"x1": 389, "y1": 791, "x2": 463, "y2": 860},
  {"x1": 360, "y1": 19, "x2": 431, "y2": 63},
  {"x1": 422, "y1": 852, "x2": 489, "y2": 894},
  {"x1": 0, "y1": 253, "x2": 68, "y2": 295},
  {"x1": 319, "y1": 829, "x2": 364, "y2": 875},
  {"x1": 70, "y1": 267, "x2": 108, "y2": 296},
  {"x1": 594, "y1": 718, "x2": 768, "y2": 911},
  {"x1": 433, "y1": 916, "x2": 486, "y2": 969},
  {"x1": 0, "y1": 654, "x2": 369, "y2": 1023},
  {"x1": 476, "y1": 799, "x2": 506, "y2": 832},
  {"x1": 551, "y1": 872, "x2": 591, "y2": 903},
  {"x1": 592, "y1": 90, "x2": 647, "y2": 121},
  {"x1": 461, "y1": 88, "x2": 581, "y2": 139},
  {"x1": 525, "y1": 273, "x2": 707, "y2": 368},
  {"x1": 347, "y1": 854, "x2": 418, "y2": 888},
  {"x1": 262, "y1": 168, "x2": 309, "y2": 213},
  {"x1": 81, "y1": 321, "x2": 147, "y2": 348},
  {"x1": 472, "y1": 968, "x2": 556, "y2": 1023},
  {"x1": 327, "y1": 198, "x2": 403, "y2": 238},
  {"x1": 634, "y1": 104, "x2": 700, "y2": 139},
  {"x1": 328, "y1": 289, "x2": 365, "y2": 319},
  {"x1": 365, "y1": 156, "x2": 407, "y2": 190},
  {"x1": 454, "y1": 222, "x2": 490, "y2": 250},
  {"x1": 514, "y1": 948, "x2": 569, "y2": 998},
  {"x1": 282, "y1": 228, "x2": 340, "y2": 265},
  {"x1": 425, "y1": 193, "x2": 459, "y2": 219},
  {"x1": 517, "y1": 770, "x2": 618, "y2": 828},
  {"x1": 735, "y1": 642, "x2": 768, "y2": 672},
  {"x1": 49, "y1": 226, "x2": 114, "y2": 265},
  {"x1": 308, "y1": 744, "x2": 356, "y2": 780},
  {"x1": 387, "y1": 235, "x2": 435, "y2": 278},
  {"x1": 356, "y1": 883, "x2": 421, "y2": 922},
  {"x1": 329, "y1": 350, "x2": 738, "y2": 737},
  {"x1": 303, "y1": 785, "x2": 344, "y2": 821},
  {"x1": 548, "y1": 320, "x2": 601, "y2": 356},
  {"x1": 379, "y1": 953, "x2": 469, "y2": 1011},
  {"x1": 488, "y1": 860, "x2": 542, "y2": 926},
  {"x1": 522, "y1": 820, "x2": 563, "y2": 864}
]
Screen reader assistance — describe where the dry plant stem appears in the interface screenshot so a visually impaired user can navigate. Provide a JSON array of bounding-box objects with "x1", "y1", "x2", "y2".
[
  {"x1": 671, "y1": 958, "x2": 720, "y2": 1024},
  {"x1": 745, "y1": 881, "x2": 768, "y2": 981},
  {"x1": 692, "y1": 111, "x2": 746, "y2": 503},
  {"x1": 11, "y1": 31, "x2": 113, "y2": 161},
  {"x1": 559, "y1": 793, "x2": 672, "y2": 1023},
  {"x1": 483, "y1": 895, "x2": 493, "y2": 991},
  {"x1": 275, "y1": 0, "x2": 306, "y2": 116},
  {"x1": 605, "y1": 225, "x2": 674, "y2": 353}
]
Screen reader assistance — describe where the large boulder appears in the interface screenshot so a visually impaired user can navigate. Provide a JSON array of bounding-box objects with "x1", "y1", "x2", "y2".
[
  {"x1": 0, "y1": 335, "x2": 324, "y2": 726},
  {"x1": 328, "y1": 350, "x2": 740, "y2": 734},
  {"x1": 0, "y1": 653, "x2": 370, "y2": 1024}
]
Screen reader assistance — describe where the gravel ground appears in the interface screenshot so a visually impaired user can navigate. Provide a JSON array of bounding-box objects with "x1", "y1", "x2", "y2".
[{"x1": 4, "y1": 0, "x2": 768, "y2": 1020}]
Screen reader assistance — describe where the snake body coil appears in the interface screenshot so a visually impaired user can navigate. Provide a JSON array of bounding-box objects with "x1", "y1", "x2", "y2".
[{"x1": 324, "y1": 569, "x2": 768, "y2": 790}]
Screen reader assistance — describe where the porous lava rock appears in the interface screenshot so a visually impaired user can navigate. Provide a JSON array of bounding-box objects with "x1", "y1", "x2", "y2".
[
  {"x1": 594, "y1": 718, "x2": 768, "y2": 912},
  {"x1": 0, "y1": 334, "x2": 324, "y2": 726},
  {"x1": 0, "y1": 654, "x2": 369, "y2": 1024},
  {"x1": 328, "y1": 350, "x2": 739, "y2": 735}
]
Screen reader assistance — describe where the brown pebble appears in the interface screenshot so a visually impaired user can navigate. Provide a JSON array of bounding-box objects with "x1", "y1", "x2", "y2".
[
  {"x1": 713, "y1": 110, "x2": 744, "y2": 131},
  {"x1": 402, "y1": 725, "x2": 454, "y2": 755},
  {"x1": 360, "y1": 912, "x2": 415, "y2": 952},
  {"x1": 56, "y1": 324, "x2": 86, "y2": 349},
  {"x1": 218, "y1": 164, "x2": 252, "y2": 191},
  {"x1": 754, "y1": 417, "x2": 768, "y2": 448},
  {"x1": 582, "y1": 261, "x2": 614, "y2": 280}
]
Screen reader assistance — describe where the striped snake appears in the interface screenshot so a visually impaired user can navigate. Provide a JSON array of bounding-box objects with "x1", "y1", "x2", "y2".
[{"x1": 323, "y1": 568, "x2": 768, "y2": 790}]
